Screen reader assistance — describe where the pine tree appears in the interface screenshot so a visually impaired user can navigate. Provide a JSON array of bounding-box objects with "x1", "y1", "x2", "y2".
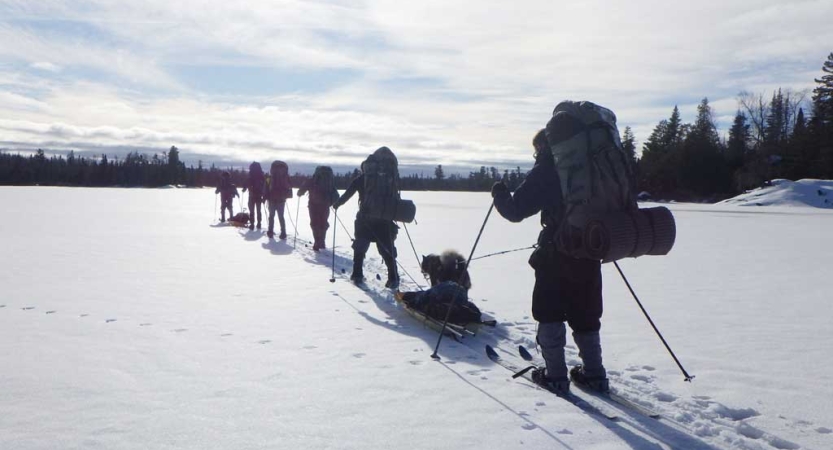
[
  {"x1": 621, "y1": 126, "x2": 637, "y2": 167},
  {"x1": 727, "y1": 111, "x2": 750, "y2": 172},
  {"x1": 811, "y1": 52, "x2": 833, "y2": 177}
]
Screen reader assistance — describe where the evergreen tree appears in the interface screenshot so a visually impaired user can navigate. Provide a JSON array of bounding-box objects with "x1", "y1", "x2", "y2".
[
  {"x1": 621, "y1": 126, "x2": 637, "y2": 167},
  {"x1": 680, "y1": 98, "x2": 729, "y2": 196},
  {"x1": 811, "y1": 52, "x2": 833, "y2": 177}
]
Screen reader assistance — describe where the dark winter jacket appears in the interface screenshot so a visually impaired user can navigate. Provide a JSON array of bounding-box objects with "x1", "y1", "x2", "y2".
[
  {"x1": 215, "y1": 179, "x2": 239, "y2": 203},
  {"x1": 244, "y1": 170, "x2": 266, "y2": 200},
  {"x1": 493, "y1": 115, "x2": 602, "y2": 325},
  {"x1": 333, "y1": 175, "x2": 365, "y2": 213},
  {"x1": 298, "y1": 177, "x2": 339, "y2": 207},
  {"x1": 264, "y1": 174, "x2": 293, "y2": 204}
]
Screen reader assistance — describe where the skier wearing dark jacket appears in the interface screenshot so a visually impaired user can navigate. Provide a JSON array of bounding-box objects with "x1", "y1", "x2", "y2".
[
  {"x1": 242, "y1": 162, "x2": 265, "y2": 230},
  {"x1": 297, "y1": 167, "x2": 339, "y2": 251},
  {"x1": 333, "y1": 174, "x2": 399, "y2": 288},
  {"x1": 491, "y1": 120, "x2": 607, "y2": 394},
  {"x1": 215, "y1": 171, "x2": 239, "y2": 222}
]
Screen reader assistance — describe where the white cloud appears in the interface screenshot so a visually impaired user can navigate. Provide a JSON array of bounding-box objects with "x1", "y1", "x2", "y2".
[
  {"x1": 30, "y1": 61, "x2": 61, "y2": 72},
  {"x1": 1, "y1": 0, "x2": 831, "y2": 169}
]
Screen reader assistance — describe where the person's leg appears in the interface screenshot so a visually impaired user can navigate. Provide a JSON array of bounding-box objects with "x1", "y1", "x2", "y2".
[
  {"x1": 320, "y1": 207, "x2": 330, "y2": 248},
  {"x1": 267, "y1": 200, "x2": 276, "y2": 237},
  {"x1": 374, "y1": 222, "x2": 398, "y2": 288},
  {"x1": 277, "y1": 202, "x2": 287, "y2": 239},
  {"x1": 565, "y1": 263, "x2": 607, "y2": 391},
  {"x1": 351, "y1": 237, "x2": 371, "y2": 282},
  {"x1": 247, "y1": 197, "x2": 256, "y2": 229},
  {"x1": 536, "y1": 321, "x2": 569, "y2": 388}
]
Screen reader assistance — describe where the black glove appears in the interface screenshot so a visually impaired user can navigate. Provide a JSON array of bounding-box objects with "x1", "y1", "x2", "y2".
[
  {"x1": 491, "y1": 182, "x2": 510, "y2": 199},
  {"x1": 332, "y1": 200, "x2": 342, "y2": 210}
]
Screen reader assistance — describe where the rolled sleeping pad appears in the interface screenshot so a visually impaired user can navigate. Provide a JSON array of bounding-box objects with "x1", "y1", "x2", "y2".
[
  {"x1": 643, "y1": 206, "x2": 676, "y2": 256},
  {"x1": 581, "y1": 206, "x2": 676, "y2": 262},
  {"x1": 584, "y1": 212, "x2": 637, "y2": 262},
  {"x1": 394, "y1": 199, "x2": 417, "y2": 223}
]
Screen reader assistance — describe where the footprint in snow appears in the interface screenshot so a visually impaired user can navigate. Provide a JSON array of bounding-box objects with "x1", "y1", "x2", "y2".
[
  {"x1": 655, "y1": 392, "x2": 677, "y2": 402},
  {"x1": 630, "y1": 374, "x2": 652, "y2": 382},
  {"x1": 45, "y1": 310, "x2": 56, "y2": 314},
  {"x1": 220, "y1": 333, "x2": 233, "y2": 337},
  {"x1": 556, "y1": 429, "x2": 573, "y2": 435},
  {"x1": 303, "y1": 345, "x2": 317, "y2": 350},
  {"x1": 22, "y1": 306, "x2": 35, "y2": 310},
  {"x1": 355, "y1": 327, "x2": 363, "y2": 331},
  {"x1": 139, "y1": 323, "x2": 152, "y2": 327},
  {"x1": 642, "y1": 365, "x2": 656, "y2": 371},
  {"x1": 258, "y1": 340, "x2": 271, "y2": 345},
  {"x1": 816, "y1": 427, "x2": 832, "y2": 434},
  {"x1": 535, "y1": 402, "x2": 546, "y2": 407},
  {"x1": 171, "y1": 328, "x2": 187, "y2": 333},
  {"x1": 409, "y1": 360, "x2": 423, "y2": 366},
  {"x1": 352, "y1": 353, "x2": 366, "y2": 358},
  {"x1": 106, "y1": 318, "x2": 117, "y2": 323},
  {"x1": 0, "y1": 305, "x2": 5, "y2": 308},
  {"x1": 521, "y1": 423, "x2": 537, "y2": 431},
  {"x1": 80, "y1": 314, "x2": 89, "y2": 317}
]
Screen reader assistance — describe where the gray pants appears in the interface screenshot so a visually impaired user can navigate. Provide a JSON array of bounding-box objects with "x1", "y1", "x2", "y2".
[
  {"x1": 268, "y1": 200, "x2": 286, "y2": 236},
  {"x1": 538, "y1": 322, "x2": 606, "y2": 381}
]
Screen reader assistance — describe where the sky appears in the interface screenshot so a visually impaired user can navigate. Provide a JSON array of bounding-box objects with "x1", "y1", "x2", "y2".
[{"x1": 1, "y1": 0, "x2": 831, "y2": 174}]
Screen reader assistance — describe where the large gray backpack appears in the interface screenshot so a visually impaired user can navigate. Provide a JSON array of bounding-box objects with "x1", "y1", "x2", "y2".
[
  {"x1": 361, "y1": 147, "x2": 416, "y2": 223},
  {"x1": 547, "y1": 101, "x2": 676, "y2": 261}
]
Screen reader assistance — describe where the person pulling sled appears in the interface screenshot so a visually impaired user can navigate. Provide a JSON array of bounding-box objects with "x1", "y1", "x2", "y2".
[{"x1": 215, "y1": 171, "x2": 239, "y2": 222}]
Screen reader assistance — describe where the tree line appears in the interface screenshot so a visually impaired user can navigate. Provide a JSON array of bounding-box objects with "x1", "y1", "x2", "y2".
[
  {"x1": 635, "y1": 52, "x2": 833, "y2": 200},
  {"x1": 0, "y1": 145, "x2": 527, "y2": 192},
  {"x1": 2, "y1": 52, "x2": 832, "y2": 199}
]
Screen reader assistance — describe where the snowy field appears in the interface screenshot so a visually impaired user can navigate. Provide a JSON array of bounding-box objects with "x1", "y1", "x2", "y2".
[{"x1": 2, "y1": 184, "x2": 833, "y2": 450}]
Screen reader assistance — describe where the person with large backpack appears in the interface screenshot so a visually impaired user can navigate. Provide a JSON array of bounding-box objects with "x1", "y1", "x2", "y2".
[
  {"x1": 297, "y1": 166, "x2": 340, "y2": 251},
  {"x1": 490, "y1": 101, "x2": 629, "y2": 395},
  {"x1": 264, "y1": 160, "x2": 293, "y2": 239},
  {"x1": 242, "y1": 161, "x2": 265, "y2": 230},
  {"x1": 332, "y1": 146, "x2": 402, "y2": 288},
  {"x1": 214, "y1": 171, "x2": 239, "y2": 222}
]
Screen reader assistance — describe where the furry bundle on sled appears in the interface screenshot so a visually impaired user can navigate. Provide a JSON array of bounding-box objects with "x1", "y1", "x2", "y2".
[{"x1": 396, "y1": 250, "x2": 481, "y2": 325}]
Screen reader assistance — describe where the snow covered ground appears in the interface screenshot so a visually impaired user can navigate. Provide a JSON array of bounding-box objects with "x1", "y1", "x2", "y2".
[{"x1": 2, "y1": 185, "x2": 832, "y2": 450}]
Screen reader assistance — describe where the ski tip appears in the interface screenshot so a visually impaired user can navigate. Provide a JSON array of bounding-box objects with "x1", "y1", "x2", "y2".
[{"x1": 485, "y1": 345, "x2": 499, "y2": 359}]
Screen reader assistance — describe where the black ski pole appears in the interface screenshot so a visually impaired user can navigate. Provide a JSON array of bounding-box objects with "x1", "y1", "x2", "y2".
[
  {"x1": 613, "y1": 261, "x2": 695, "y2": 382},
  {"x1": 431, "y1": 201, "x2": 494, "y2": 360},
  {"x1": 329, "y1": 208, "x2": 338, "y2": 283},
  {"x1": 294, "y1": 193, "x2": 300, "y2": 247}
]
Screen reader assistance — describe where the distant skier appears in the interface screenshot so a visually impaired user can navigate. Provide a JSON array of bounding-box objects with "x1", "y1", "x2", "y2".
[
  {"x1": 242, "y1": 161, "x2": 266, "y2": 230},
  {"x1": 297, "y1": 166, "x2": 340, "y2": 251},
  {"x1": 215, "y1": 171, "x2": 239, "y2": 223},
  {"x1": 333, "y1": 147, "x2": 401, "y2": 288},
  {"x1": 264, "y1": 160, "x2": 293, "y2": 239},
  {"x1": 491, "y1": 125, "x2": 609, "y2": 394}
]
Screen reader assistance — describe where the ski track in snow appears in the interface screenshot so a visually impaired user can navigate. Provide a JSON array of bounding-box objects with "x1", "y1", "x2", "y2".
[{"x1": 4, "y1": 231, "x2": 829, "y2": 450}]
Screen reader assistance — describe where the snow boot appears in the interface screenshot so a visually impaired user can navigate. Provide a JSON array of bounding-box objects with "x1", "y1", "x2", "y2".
[
  {"x1": 569, "y1": 365, "x2": 610, "y2": 393},
  {"x1": 531, "y1": 367, "x2": 570, "y2": 394},
  {"x1": 279, "y1": 229, "x2": 287, "y2": 240},
  {"x1": 249, "y1": 223, "x2": 254, "y2": 230},
  {"x1": 351, "y1": 257, "x2": 364, "y2": 284},
  {"x1": 267, "y1": 230, "x2": 275, "y2": 239},
  {"x1": 384, "y1": 258, "x2": 399, "y2": 289},
  {"x1": 537, "y1": 322, "x2": 569, "y2": 382},
  {"x1": 571, "y1": 330, "x2": 609, "y2": 392}
]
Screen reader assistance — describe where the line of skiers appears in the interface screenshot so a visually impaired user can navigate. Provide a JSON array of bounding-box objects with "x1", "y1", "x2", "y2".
[
  {"x1": 215, "y1": 147, "x2": 409, "y2": 288},
  {"x1": 211, "y1": 100, "x2": 668, "y2": 397}
]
